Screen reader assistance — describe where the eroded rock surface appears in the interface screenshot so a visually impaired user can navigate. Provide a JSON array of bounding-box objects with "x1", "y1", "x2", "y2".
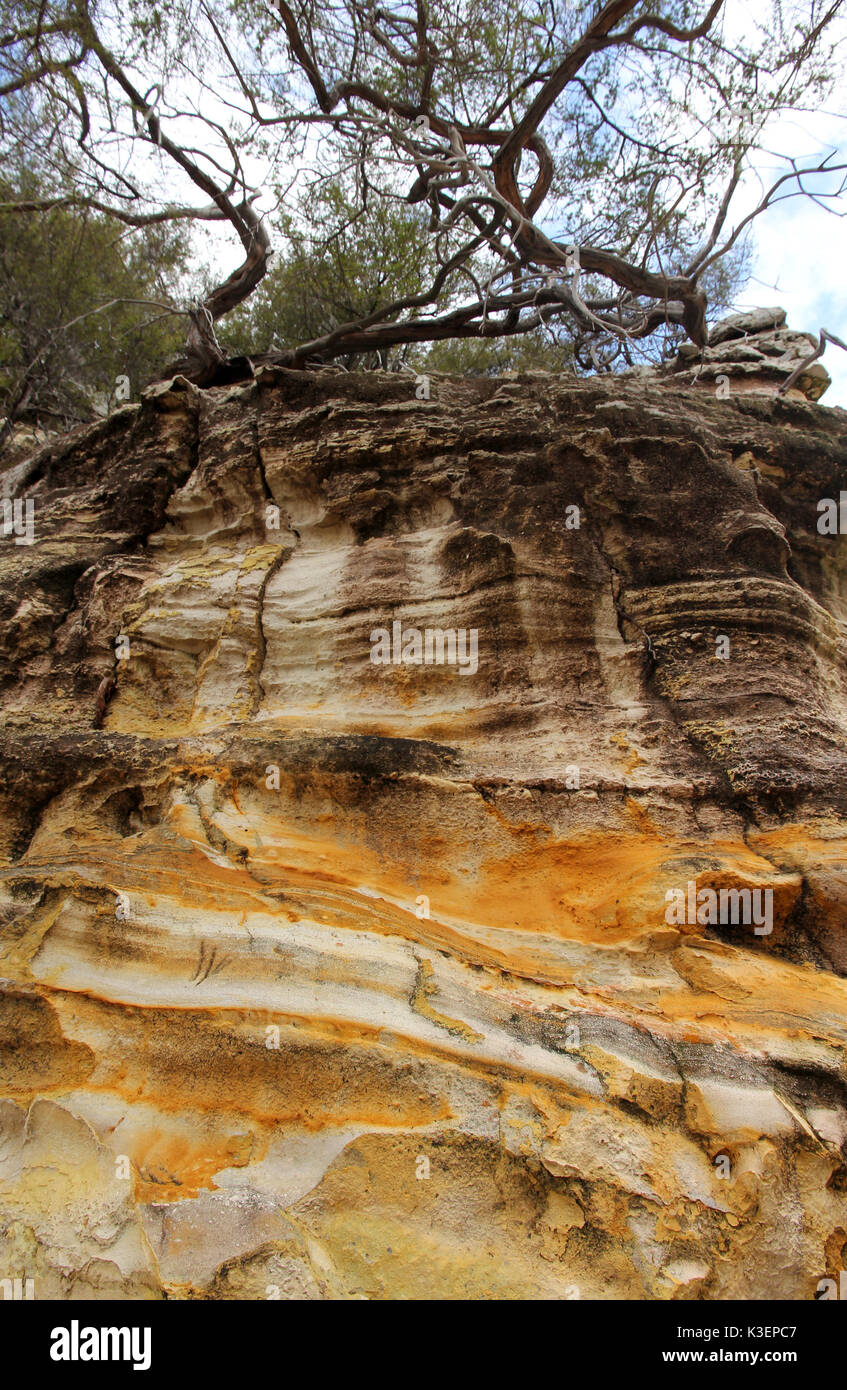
[
  {"x1": 666, "y1": 306, "x2": 832, "y2": 399},
  {"x1": 1, "y1": 360, "x2": 847, "y2": 1300}
]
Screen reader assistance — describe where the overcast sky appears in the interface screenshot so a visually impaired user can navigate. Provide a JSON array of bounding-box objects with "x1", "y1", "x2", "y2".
[
  {"x1": 733, "y1": 102, "x2": 847, "y2": 406},
  {"x1": 736, "y1": 205, "x2": 847, "y2": 407}
]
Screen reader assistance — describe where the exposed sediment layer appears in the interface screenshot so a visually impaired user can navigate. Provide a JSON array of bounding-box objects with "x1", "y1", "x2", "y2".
[{"x1": 1, "y1": 362, "x2": 847, "y2": 1299}]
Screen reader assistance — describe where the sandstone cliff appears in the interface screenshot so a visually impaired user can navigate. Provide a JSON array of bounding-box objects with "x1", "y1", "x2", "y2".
[{"x1": 1, "y1": 337, "x2": 847, "y2": 1300}]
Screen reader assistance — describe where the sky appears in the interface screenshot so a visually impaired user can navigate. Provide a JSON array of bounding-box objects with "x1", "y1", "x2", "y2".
[
  {"x1": 739, "y1": 201, "x2": 847, "y2": 406},
  {"x1": 721, "y1": 0, "x2": 847, "y2": 408},
  {"x1": 735, "y1": 105, "x2": 847, "y2": 407},
  {"x1": 122, "y1": 0, "x2": 847, "y2": 401}
]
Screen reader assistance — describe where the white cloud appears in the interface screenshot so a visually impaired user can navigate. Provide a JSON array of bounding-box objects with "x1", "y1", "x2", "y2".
[
  {"x1": 733, "y1": 99, "x2": 847, "y2": 405},
  {"x1": 737, "y1": 195, "x2": 847, "y2": 405}
]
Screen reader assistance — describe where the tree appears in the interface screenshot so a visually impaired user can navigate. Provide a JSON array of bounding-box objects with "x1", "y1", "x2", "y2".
[
  {"x1": 0, "y1": 165, "x2": 188, "y2": 447},
  {"x1": 223, "y1": 174, "x2": 442, "y2": 368},
  {"x1": 1, "y1": 0, "x2": 845, "y2": 385},
  {"x1": 227, "y1": 169, "x2": 750, "y2": 375}
]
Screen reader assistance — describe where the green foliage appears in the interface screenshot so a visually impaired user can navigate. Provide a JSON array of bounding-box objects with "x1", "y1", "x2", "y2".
[
  {"x1": 1, "y1": 0, "x2": 841, "y2": 389},
  {"x1": 223, "y1": 179, "x2": 438, "y2": 369},
  {"x1": 419, "y1": 332, "x2": 573, "y2": 376},
  {"x1": 0, "y1": 172, "x2": 188, "y2": 439},
  {"x1": 224, "y1": 175, "x2": 582, "y2": 373}
]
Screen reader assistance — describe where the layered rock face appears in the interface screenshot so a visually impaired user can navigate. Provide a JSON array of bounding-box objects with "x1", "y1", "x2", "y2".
[
  {"x1": 1, "y1": 352, "x2": 847, "y2": 1301},
  {"x1": 666, "y1": 305, "x2": 833, "y2": 399}
]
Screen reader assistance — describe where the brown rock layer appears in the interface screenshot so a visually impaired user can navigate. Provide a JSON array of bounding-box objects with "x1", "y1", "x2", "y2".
[{"x1": 1, "y1": 362, "x2": 846, "y2": 1300}]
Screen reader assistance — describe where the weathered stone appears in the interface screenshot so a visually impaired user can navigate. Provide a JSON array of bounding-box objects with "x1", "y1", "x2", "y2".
[
  {"x1": 666, "y1": 307, "x2": 831, "y2": 399},
  {"x1": 708, "y1": 307, "x2": 787, "y2": 345},
  {"x1": 1, "y1": 360, "x2": 846, "y2": 1300}
]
